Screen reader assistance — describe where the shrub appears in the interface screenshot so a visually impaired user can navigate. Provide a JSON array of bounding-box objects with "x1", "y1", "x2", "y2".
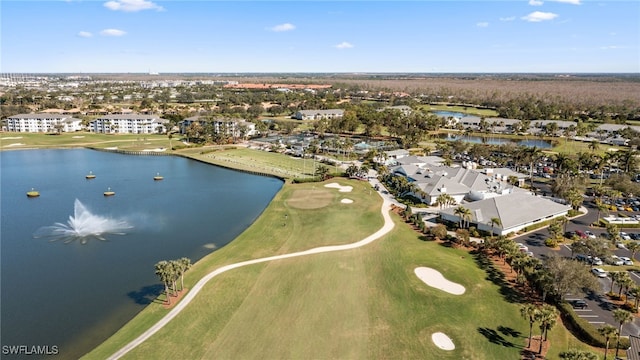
[
  {"x1": 545, "y1": 238, "x2": 558, "y2": 247},
  {"x1": 558, "y1": 302, "x2": 631, "y2": 349}
]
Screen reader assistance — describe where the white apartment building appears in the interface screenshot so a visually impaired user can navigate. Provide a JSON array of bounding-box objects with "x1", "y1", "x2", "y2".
[
  {"x1": 293, "y1": 109, "x2": 344, "y2": 120},
  {"x1": 180, "y1": 116, "x2": 258, "y2": 138},
  {"x1": 5, "y1": 113, "x2": 83, "y2": 133},
  {"x1": 90, "y1": 114, "x2": 168, "y2": 134}
]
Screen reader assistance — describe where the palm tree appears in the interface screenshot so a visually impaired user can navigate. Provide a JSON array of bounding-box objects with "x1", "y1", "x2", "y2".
[
  {"x1": 588, "y1": 140, "x2": 600, "y2": 153},
  {"x1": 627, "y1": 241, "x2": 640, "y2": 260},
  {"x1": 520, "y1": 304, "x2": 539, "y2": 348},
  {"x1": 628, "y1": 286, "x2": 640, "y2": 312},
  {"x1": 454, "y1": 206, "x2": 472, "y2": 228},
  {"x1": 177, "y1": 257, "x2": 192, "y2": 291},
  {"x1": 489, "y1": 217, "x2": 502, "y2": 238},
  {"x1": 598, "y1": 324, "x2": 619, "y2": 360},
  {"x1": 154, "y1": 260, "x2": 172, "y2": 305},
  {"x1": 595, "y1": 198, "x2": 610, "y2": 224},
  {"x1": 613, "y1": 308, "x2": 633, "y2": 358},
  {"x1": 538, "y1": 304, "x2": 558, "y2": 345}
]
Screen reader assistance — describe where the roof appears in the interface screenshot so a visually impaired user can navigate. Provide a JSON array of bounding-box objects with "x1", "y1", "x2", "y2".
[
  {"x1": 440, "y1": 192, "x2": 570, "y2": 229},
  {"x1": 94, "y1": 114, "x2": 164, "y2": 120},
  {"x1": 7, "y1": 113, "x2": 74, "y2": 120},
  {"x1": 628, "y1": 335, "x2": 640, "y2": 360},
  {"x1": 296, "y1": 109, "x2": 344, "y2": 116},
  {"x1": 416, "y1": 176, "x2": 470, "y2": 197}
]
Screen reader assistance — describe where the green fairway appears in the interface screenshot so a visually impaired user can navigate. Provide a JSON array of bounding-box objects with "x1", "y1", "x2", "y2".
[
  {"x1": 0, "y1": 132, "x2": 171, "y2": 150},
  {"x1": 83, "y1": 179, "x2": 600, "y2": 360},
  {"x1": 188, "y1": 147, "x2": 322, "y2": 179},
  {"x1": 421, "y1": 104, "x2": 499, "y2": 117}
]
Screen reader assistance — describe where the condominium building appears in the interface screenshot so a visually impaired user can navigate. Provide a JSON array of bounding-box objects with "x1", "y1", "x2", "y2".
[
  {"x1": 4, "y1": 113, "x2": 82, "y2": 132},
  {"x1": 89, "y1": 114, "x2": 168, "y2": 134}
]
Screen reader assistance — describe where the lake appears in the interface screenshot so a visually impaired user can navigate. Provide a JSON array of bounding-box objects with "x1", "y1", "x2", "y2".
[
  {"x1": 438, "y1": 133, "x2": 553, "y2": 149},
  {"x1": 0, "y1": 149, "x2": 283, "y2": 359}
]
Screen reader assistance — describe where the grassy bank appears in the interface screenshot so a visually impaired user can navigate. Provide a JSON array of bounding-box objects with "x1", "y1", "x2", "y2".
[{"x1": 0, "y1": 132, "x2": 171, "y2": 150}]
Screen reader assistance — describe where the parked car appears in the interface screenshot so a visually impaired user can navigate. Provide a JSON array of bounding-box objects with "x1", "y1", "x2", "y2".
[
  {"x1": 575, "y1": 230, "x2": 588, "y2": 239},
  {"x1": 584, "y1": 230, "x2": 596, "y2": 239},
  {"x1": 620, "y1": 257, "x2": 634, "y2": 266},
  {"x1": 591, "y1": 268, "x2": 608, "y2": 278},
  {"x1": 575, "y1": 254, "x2": 589, "y2": 262},
  {"x1": 620, "y1": 232, "x2": 632, "y2": 240},
  {"x1": 607, "y1": 255, "x2": 624, "y2": 266},
  {"x1": 590, "y1": 257, "x2": 604, "y2": 266},
  {"x1": 517, "y1": 243, "x2": 529, "y2": 252},
  {"x1": 572, "y1": 300, "x2": 588, "y2": 309}
]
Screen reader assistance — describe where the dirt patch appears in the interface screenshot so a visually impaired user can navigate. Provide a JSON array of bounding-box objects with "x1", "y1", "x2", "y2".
[
  {"x1": 162, "y1": 288, "x2": 188, "y2": 309},
  {"x1": 287, "y1": 189, "x2": 333, "y2": 209}
]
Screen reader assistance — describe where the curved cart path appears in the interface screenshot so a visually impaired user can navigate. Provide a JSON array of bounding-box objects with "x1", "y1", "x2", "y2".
[{"x1": 108, "y1": 196, "x2": 395, "y2": 360}]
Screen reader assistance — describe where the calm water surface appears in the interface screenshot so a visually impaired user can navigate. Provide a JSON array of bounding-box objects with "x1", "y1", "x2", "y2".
[
  {"x1": 438, "y1": 133, "x2": 553, "y2": 148},
  {"x1": 0, "y1": 149, "x2": 282, "y2": 359}
]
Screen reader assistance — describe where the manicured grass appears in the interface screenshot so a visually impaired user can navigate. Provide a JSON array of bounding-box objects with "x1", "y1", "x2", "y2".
[
  {"x1": 187, "y1": 147, "x2": 323, "y2": 178},
  {"x1": 0, "y1": 132, "x2": 171, "y2": 150},
  {"x1": 84, "y1": 180, "x2": 600, "y2": 359},
  {"x1": 421, "y1": 104, "x2": 499, "y2": 117}
]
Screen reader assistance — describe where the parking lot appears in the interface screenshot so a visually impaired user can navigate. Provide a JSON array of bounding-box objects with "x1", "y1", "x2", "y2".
[{"x1": 514, "y1": 194, "x2": 640, "y2": 336}]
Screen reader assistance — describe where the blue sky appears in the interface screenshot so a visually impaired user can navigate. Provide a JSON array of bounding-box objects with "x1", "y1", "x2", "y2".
[{"x1": 1, "y1": 0, "x2": 638, "y2": 73}]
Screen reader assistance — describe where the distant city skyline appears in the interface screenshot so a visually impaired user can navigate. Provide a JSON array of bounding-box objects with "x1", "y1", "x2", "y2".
[{"x1": 2, "y1": 0, "x2": 638, "y2": 73}]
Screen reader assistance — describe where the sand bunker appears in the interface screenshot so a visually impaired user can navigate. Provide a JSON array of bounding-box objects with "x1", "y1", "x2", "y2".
[
  {"x1": 143, "y1": 148, "x2": 166, "y2": 152},
  {"x1": 72, "y1": 136, "x2": 85, "y2": 138},
  {"x1": 105, "y1": 147, "x2": 118, "y2": 150},
  {"x1": 5, "y1": 143, "x2": 24, "y2": 147},
  {"x1": 324, "y1": 183, "x2": 353, "y2": 192},
  {"x1": 341, "y1": 199, "x2": 354, "y2": 204},
  {"x1": 432, "y1": 332, "x2": 455, "y2": 350},
  {"x1": 414, "y1": 267, "x2": 465, "y2": 295},
  {"x1": 1, "y1": 136, "x2": 23, "y2": 140}
]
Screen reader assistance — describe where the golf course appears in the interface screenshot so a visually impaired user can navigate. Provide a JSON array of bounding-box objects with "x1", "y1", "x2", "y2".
[{"x1": 82, "y1": 174, "x2": 599, "y2": 359}]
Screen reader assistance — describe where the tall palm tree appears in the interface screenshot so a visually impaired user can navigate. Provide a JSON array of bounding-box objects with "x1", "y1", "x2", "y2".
[
  {"x1": 613, "y1": 308, "x2": 633, "y2": 357},
  {"x1": 177, "y1": 257, "x2": 192, "y2": 291},
  {"x1": 489, "y1": 217, "x2": 502, "y2": 238},
  {"x1": 454, "y1": 206, "x2": 472, "y2": 228},
  {"x1": 628, "y1": 286, "x2": 640, "y2": 312},
  {"x1": 598, "y1": 324, "x2": 618, "y2": 360},
  {"x1": 154, "y1": 260, "x2": 172, "y2": 305},
  {"x1": 520, "y1": 304, "x2": 539, "y2": 348},
  {"x1": 627, "y1": 242, "x2": 640, "y2": 260},
  {"x1": 536, "y1": 304, "x2": 558, "y2": 353},
  {"x1": 595, "y1": 198, "x2": 610, "y2": 224},
  {"x1": 588, "y1": 140, "x2": 600, "y2": 153}
]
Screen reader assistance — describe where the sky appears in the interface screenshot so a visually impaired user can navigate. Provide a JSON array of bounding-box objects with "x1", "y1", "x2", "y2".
[{"x1": 1, "y1": 0, "x2": 638, "y2": 73}]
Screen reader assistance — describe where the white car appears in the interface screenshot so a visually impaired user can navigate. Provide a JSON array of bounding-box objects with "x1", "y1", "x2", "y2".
[
  {"x1": 591, "y1": 268, "x2": 608, "y2": 278},
  {"x1": 620, "y1": 257, "x2": 634, "y2": 266},
  {"x1": 517, "y1": 243, "x2": 529, "y2": 252},
  {"x1": 609, "y1": 255, "x2": 624, "y2": 266},
  {"x1": 620, "y1": 232, "x2": 632, "y2": 240},
  {"x1": 590, "y1": 257, "x2": 603, "y2": 266},
  {"x1": 585, "y1": 231, "x2": 596, "y2": 239}
]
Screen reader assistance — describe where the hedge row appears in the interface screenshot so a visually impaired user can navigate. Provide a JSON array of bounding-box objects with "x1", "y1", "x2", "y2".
[{"x1": 558, "y1": 302, "x2": 630, "y2": 349}]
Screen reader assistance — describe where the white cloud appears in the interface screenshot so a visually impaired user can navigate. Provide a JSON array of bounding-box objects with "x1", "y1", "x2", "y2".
[
  {"x1": 600, "y1": 45, "x2": 625, "y2": 50},
  {"x1": 269, "y1": 23, "x2": 295, "y2": 32},
  {"x1": 103, "y1": 0, "x2": 163, "y2": 12},
  {"x1": 78, "y1": 31, "x2": 93, "y2": 38},
  {"x1": 522, "y1": 11, "x2": 559, "y2": 22},
  {"x1": 548, "y1": 0, "x2": 581, "y2": 4},
  {"x1": 477, "y1": 22, "x2": 489, "y2": 28},
  {"x1": 500, "y1": 16, "x2": 516, "y2": 21},
  {"x1": 100, "y1": 29, "x2": 127, "y2": 36},
  {"x1": 335, "y1": 41, "x2": 354, "y2": 49},
  {"x1": 529, "y1": 0, "x2": 544, "y2": 5}
]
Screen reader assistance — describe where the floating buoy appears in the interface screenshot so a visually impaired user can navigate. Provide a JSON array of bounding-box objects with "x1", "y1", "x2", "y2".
[
  {"x1": 153, "y1": 172, "x2": 164, "y2": 181},
  {"x1": 86, "y1": 171, "x2": 96, "y2": 179},
  {"x1": 103, "y1": 187, "x2": 115, "y2": 196},
  {"x1": 26, "y1": 188, "x2": 40, "y2": 197}
]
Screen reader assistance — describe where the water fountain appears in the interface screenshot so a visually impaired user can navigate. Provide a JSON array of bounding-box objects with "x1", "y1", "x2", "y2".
[{"x1": 34, "y1": 199, "x2": 132, "y2": 244}]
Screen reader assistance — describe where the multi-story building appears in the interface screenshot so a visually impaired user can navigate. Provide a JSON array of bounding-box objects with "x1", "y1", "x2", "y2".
[
  {"x1": 179, "y1": 116, "x2": 258, "y2": 138},
  {"x1": 293, "y1": 109, "x2": 344, "y2": 120},
  {"x1": 89, "y1": 114, "x2": 168, "y2": 134},
  {"x1": 4, "y1": 113, "x2": 82, "y2": 132}
]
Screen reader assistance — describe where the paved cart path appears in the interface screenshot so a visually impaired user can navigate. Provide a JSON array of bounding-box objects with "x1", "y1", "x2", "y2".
[{"x1": 107, "y1": 195, "x2": 394, "y2": 360}]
